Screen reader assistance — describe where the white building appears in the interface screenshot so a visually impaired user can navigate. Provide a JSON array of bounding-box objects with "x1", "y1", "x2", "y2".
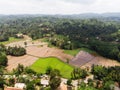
[
  {"x1": 41, "y1": 79, "x2": 49, "y2": 87},
  {"x1": 14, "y1": 83, "x2": 26, "y2": 89}
]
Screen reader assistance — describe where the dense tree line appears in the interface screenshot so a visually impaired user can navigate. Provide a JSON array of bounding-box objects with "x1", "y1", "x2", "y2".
[
  {"x1": 0, "y1": 44, "x2": 26, "y2": 56},
  {"x1": 87, "y1": 40, "x2": 120, "y2": 61},
  {"x1": 6, "y1": 46, "x2": 26, "y2": 56},
  {"x1": 0, "y1": 52, "x2": 8, "y2": 66},
  {"x1": 91, "y1": 65, "x2": 120, "y2": 82},
  {"x1": 0, "y1": 44, "x2": 8, "y2": 67},
  {"x1": 91, "y1": 65, "x2": 120, "y2": 90},
  {"x1": 71, "y1": 68, "x2": 88, "y2": 79},
  {"x1": 0, "y1": 33, "x2": 9, "y2": 42}
]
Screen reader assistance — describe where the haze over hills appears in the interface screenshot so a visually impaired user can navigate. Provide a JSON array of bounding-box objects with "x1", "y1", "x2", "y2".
[
  {"x1": 1, "y1": 12, "x2": 120, "y2": 20},
  {"x1": 53, "y1": 13, "x2": 120, "y2": 21}
]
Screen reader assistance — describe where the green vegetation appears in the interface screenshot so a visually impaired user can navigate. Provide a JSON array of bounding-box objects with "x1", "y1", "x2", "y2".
[
  {"x1": 0, "y1": 45, "x2": 8, "y2": 67},
  {"x1": 6, "y1": 46, "x2": 26, "y2": 56},
  {"x1": 64, "y1": 48, "x2": 96, "y2": 56},
  {"x1": 0, "y1": 44, "x2": 26, "y2": 56},
  {"x1": 0, "y1": 37, "x2": 21, "y2": 45},
  {"x1": 91, "y1": 65, "x2": 120, "y2": 82},
  {"x1": 49, "y1": 69, "x2": 61, "y2": 90},
  {"x1": 0, "y1": 52, "x2": 8, "y2": 66},
  {"x1": 64, "y1": 49, "x2": 80, "y2": 56},
  {"x1": 30, "y1": 57, "x2": 73, "y2": 78},
  {"x1": 71, "y1": 68, "x2": 88, "y2": 79}
]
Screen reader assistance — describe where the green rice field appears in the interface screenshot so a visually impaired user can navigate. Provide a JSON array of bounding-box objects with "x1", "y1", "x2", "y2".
[{"x1": 30, "y1": 57, "x2": 74, "y2": 78}]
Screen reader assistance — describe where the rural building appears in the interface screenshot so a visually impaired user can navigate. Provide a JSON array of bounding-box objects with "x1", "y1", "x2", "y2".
[
  {"x1": 14, "y1": 83, "x2": 26, "y2": 89},
  {"x1": 41, "y1": 79, "x2": 49, "y2": 87},
  {"x1": 40, "y1": 75, "x2": 49, "y2": 87},
  {"x1": 15, "y1": 33, "x2": 23, "y2": 38}
]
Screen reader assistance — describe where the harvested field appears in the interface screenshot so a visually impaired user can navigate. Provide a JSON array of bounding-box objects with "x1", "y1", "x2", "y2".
[
  {"x1": 26, "y1": 45, "x2": 73, "y2": 62},
  {"x1": 81, "y1": 56, "x2": 120, "y2": 68},
  {"x1": 6, "y1": 55, "x2": 38, "y2": 71},
  {"x1": 6, "y1": 39, "x2": 47, "y2": 47},
  {"x1": 70, "y1": 51, "x2": 120, "y2": 68},
  {"x1": 70, "y1": 51, "x2": 95, "y2": 67}
]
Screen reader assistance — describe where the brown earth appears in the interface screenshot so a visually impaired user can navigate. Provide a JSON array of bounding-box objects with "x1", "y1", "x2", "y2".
[
  {"x1": 70, "y1": 51, "x2": 120, "y2": 68},
  {"x1": 6, "y1": 35, "x2": 120, "y2": 71},
  {"x1": 7, "y1": 55, "x2": 38, "y2": 71},
  {"x1": 81, "y1": 56, "x2": 120, "y2": 68},
  {"x1": 26, "y1": 45, "x2": 73, "y2": 61},
  {"x1": 6, "y1": 44, "x2": 73, "y2": 71}
]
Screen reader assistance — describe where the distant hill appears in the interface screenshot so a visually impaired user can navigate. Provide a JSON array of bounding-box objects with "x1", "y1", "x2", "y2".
[
  {"x1": 53, "y1": 13, "x2": 120, "y2": 21},
  {"x1": 1, "y1": 12, "x2": 120, "y2": 22}
]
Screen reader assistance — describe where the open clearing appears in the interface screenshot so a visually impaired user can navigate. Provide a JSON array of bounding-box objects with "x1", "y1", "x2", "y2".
[
  {"x1": 7, "y1": 55, "x2": 38, "y2": 71},
  {"x1": 70, "y1": 51, "x2": 120, "y2": 68},
  {"x1": 26, "y1": 45, "x2": 73, "y2": 61},
  {"x1": 82, "y1": 56, "x2": 120, "y2": 68},
  {"x1": 30, "y1": 57, "x2": 73, "y2": 78}
]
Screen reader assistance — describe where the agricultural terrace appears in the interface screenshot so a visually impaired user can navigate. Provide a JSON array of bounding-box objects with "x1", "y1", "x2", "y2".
[{"x1": 30, "y1": 57, "x2": 74, "y2": 78}]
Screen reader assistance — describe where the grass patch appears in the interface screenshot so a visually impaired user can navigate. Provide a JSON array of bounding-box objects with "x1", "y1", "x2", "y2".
[
  {"x1": 64, "y1": 49, "x2": 80, "y2": 56},
  {"x1": 64, "y1": 48, "x2": 96, "y2": 56},
  {"x1": 30, "y1": 57, "x2": 73, "y2": 78},
  {"x1": 80, "y1": 48, "x2": 96, "y2": 54},
  {"x1": 0, "y1": 37, "x2": 22, "y2": 45}
]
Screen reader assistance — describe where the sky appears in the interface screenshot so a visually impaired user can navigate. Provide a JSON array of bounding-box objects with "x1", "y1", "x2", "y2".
[{"x1": 0, "y1": 0, "x2": 120, "y2": 15}]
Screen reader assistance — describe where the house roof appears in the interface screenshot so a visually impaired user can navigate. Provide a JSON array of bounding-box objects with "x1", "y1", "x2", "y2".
[
  {"x1": 14, "y1": 83, "x2": 26, "y2": 89},
  {"x1": 41, "y1": 79, "x2": 49, "y2": 85}
]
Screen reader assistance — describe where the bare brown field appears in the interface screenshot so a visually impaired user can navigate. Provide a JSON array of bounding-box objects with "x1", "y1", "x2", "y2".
[
  {"x1": 70, "y1": 51, "x2": 95, "y2": 67},
  {"x1": 81, "y1": 56, "x2": 120, "y2": 68},
  {"x1": 70, "y1": 51, "x2": 120, "y2": 68},
  {"x1": 6, "y1": 55, "x2": 38, "y2": 71},
  {"x1": 26, "y1": 45, "x2": 73, "y2": 61}
]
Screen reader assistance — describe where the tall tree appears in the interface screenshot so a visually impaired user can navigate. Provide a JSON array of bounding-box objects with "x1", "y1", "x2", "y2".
[{"x1": 49, "y1": 69, "x2": 61, "y2": 90}]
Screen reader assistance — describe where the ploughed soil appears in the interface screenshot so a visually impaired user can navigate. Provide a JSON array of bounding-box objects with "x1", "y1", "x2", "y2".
[{"x1": 70, "y1": 51, "x2": 120, "y2": 68}]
